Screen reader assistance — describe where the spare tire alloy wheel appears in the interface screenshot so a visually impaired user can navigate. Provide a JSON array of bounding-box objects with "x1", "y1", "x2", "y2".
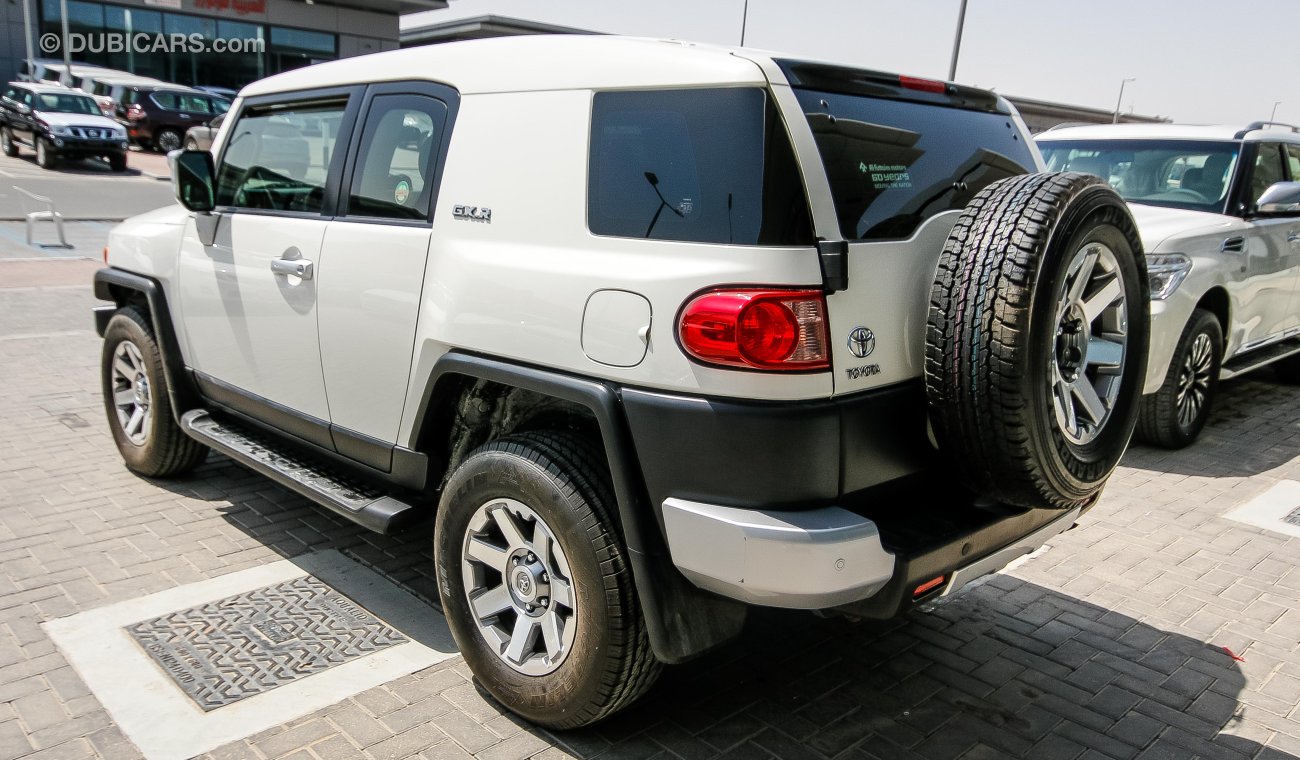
[
  {"x1": 1051, "y1": 242, "x2": 1129, "y2": 445},
  {"x1": 926, "y1": 172, "x2": 1149, "y2": 510},
  {"x1": 461, "y1": 498, "x2": 577, "y2": 675}
]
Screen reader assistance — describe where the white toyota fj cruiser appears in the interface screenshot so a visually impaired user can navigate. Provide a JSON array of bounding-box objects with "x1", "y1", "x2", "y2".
[{"x1": 94, "y1": 36, "x2": 1149, "y2": 726}]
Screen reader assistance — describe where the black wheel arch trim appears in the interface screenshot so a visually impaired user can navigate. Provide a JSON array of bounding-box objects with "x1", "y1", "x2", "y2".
[
  {"x1": 94, "y1": 267, "x2": 201, "y2": 419},
  {"x1": 415, "y1": 351, "x2": 747, "y2": 664}
]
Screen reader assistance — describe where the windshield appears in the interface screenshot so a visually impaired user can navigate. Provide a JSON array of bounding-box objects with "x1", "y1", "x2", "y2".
[
  {"x1": 35, "y1": 93, "x2": 100, "y2": 115},
  {"x1": 1039, "y1": 139, "x2": 1239, "y2": 214}
]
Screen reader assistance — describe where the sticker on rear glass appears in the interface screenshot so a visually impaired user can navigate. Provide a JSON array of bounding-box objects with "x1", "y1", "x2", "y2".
[
  {"x1": 394, "y1": 180, "x2": 411, "y2": 205},
  {"x1": 860, "y1": 162, "x2": 912, "y2": 190}
]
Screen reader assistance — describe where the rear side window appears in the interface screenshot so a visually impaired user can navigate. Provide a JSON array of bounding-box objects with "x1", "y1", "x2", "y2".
[
  {"x1": 345, "y1": 93, "x2": 448, "y2": 220},
  {"x1": 151, "y1": 91, "x2": 177, "y2": 110},
  {"x1": 791, "y1": 89, "x2": 1036, "y2": 241},
  {"x1": 588, "y1": 88, "x2": 812, "y2": 246}
]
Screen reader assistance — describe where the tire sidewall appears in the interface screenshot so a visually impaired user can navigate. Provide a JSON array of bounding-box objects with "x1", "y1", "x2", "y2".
[
  {"x1": 1170, "y1": 311, "x2": 1223, "y2": 441},
  {"x1": 1025, "y1": 190, "x2": 1149, "y2": 500},
  {"x1": 434, "y1": 447, "x2": 615, "y2": 726},
  {"x1": 102, "y1": 312, "x2": 168, "y2": 470}
]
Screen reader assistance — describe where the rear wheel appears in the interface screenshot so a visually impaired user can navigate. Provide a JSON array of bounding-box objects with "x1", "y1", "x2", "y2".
[
  {"x1": 926, "y1": 172, "x2": 1149, "y2": 510},
  {"x1": 434, "y1": 431, "x2": 659, "y2": 728},
  {"x1": 1136, "y1": 309, "x2": 1222, "y2": 448},
  {"x1": 1, "y1": 127, "x2": 17, "y2": 157},
  {"x1": 101, "y1": 307, "x2": 207, "y2": 477}
]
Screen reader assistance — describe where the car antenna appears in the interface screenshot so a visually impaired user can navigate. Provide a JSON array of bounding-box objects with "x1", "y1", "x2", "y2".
[{"x1": 644, "y1": 171, "x2": 684, "y2": 238}]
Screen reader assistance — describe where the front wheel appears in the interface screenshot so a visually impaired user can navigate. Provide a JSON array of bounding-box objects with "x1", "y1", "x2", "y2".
[
  {"x1": 1136, "y1": 309, "x2": 1222, "y2": 448},
  {"x1": 101, "y1": 307, "x2": 207, "y2": 477},
  {"x1": 108, "y1": 152, "x2": 127, "y2": 172},
  {"x1": 434, "y1": 432, "x2": 659, "y2": 728},
  {"x1": 1, "y1": 127, "x2": 17, "y2": 157},
  {"x1": 35, "y1": 138, "x2": 56, "y2": 169}
]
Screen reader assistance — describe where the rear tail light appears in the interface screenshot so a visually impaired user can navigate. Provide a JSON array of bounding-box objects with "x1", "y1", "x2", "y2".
[
  {"x1": 678, "y1": 289, "x2": 830, "y2": 371},
  {"x1": 125, "y1": 104, "x2": 145, "y2": 121}
]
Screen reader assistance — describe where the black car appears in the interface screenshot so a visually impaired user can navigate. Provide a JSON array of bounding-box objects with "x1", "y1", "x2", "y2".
[
  {"x1": 113, "y1": 85, "x2": 230, "y2": 153},
  {"x1": 0, "y1": 82, "x2": 129, "y2": 171}
]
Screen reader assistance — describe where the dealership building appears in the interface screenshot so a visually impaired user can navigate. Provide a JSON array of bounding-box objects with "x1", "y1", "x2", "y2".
[{"x1": 0, "y1": 0, "x2": 445, "y2": 91}]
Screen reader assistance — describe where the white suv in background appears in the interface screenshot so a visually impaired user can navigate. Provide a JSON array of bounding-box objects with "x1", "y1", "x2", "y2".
[{"x1": 1039, "y1": 123, "x2": 1300, "y2": 448}]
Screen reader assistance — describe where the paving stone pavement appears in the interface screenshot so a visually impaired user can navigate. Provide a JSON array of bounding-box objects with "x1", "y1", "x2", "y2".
[{"x1": 1, "y1": 266, "x2": 1299, "y2": 760}]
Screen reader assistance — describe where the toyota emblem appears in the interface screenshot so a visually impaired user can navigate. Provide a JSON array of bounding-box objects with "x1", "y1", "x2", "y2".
[{"x1": 848, "y1": 327, "x2": 875, "y2": 358}]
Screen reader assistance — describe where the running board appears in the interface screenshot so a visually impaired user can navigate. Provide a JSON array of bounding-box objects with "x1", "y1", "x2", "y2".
[
  {"x1": 1221, "y1": 338, "x2": 1300, "y2": 380},
  {"x1": 180, "y1": 409, "x2": 420, "y2": 533}
]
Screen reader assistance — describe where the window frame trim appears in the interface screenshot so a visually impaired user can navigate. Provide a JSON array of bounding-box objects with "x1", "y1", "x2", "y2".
[{"x1": 211, "y1": 84, "x2": 365, "y2": 220}]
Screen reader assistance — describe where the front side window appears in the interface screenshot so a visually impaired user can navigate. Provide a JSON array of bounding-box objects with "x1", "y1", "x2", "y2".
[
  {"x1": 216, "y1": 99, "x2": 347, "y2": 214},
  {"x1": 345, "y1": 94, "x2": 447, "y2": 221},
  {"x1": 587, "y1": 87, "x2": 812, "y2": 246},
  {"x1": 1039, "y1": 140, "x2": 1240, "y2": 214},
  {"x1": 1248, "y1": 144, "x2": 1286, "y2": 207}
]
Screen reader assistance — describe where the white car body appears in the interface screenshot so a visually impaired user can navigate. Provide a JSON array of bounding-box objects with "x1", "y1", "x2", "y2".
[{"x1": 1038, "y1": 123, "x2": 1300, "y2": 395}]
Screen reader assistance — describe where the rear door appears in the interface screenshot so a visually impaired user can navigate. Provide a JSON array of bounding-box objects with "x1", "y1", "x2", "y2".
[
  {"x1": 315, "y1": 82, "x2": 452, "y2": 467},
  {"x1": 175, "y1": 88, "x2": 360, "y2": 447},
  {"x1": 777, "y1": 66, "x2": 1041, "y2": 395}
]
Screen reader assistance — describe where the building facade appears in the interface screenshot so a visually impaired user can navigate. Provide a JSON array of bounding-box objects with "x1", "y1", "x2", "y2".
[{"x1": 2, "y1": 0, "x2": 445, "y2": 91}]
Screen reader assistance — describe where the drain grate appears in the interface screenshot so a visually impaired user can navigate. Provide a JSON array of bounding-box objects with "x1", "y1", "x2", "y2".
[{"x1": 127, "y1": 576, "x2": 408, "y2": 710}]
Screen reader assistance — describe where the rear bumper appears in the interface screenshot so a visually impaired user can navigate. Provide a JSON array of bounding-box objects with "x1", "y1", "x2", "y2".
[{"x1": 662, "y1": 496, "x2": 1080, "y2": 611}]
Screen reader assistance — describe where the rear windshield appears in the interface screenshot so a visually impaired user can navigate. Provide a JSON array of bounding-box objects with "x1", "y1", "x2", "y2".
[
  {"x1": 791, "y1": 89, "x2": 1037, "y2": 241},
  {"x1": 1038, "y1": 139, "x2": 1239, "y2": 214}
]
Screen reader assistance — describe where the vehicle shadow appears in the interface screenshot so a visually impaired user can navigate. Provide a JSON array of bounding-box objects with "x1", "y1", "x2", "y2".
[
  {"x1": 6, "y1": 151, "x2": 144, "y2": 177},
  {"x1": 1124, "y1": 371, "x2": 1300, "y2": 479},
  {"x1": 162, "y1": 458, "x2": 1285, "y2": 759}
]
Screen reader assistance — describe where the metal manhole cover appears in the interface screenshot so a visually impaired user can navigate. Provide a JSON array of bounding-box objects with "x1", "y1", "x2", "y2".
[
  {"x1": 126, "y1": 576, "x2": 408, "y2": 710},
  {"x1": 1285, "y1": 506, "x2": 1300, "y2": 528}
]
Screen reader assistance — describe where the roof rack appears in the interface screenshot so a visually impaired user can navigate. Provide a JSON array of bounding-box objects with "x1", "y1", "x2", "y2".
[{"x1": 1235, "y1": 121, "x2": 1300, "y2": 139}]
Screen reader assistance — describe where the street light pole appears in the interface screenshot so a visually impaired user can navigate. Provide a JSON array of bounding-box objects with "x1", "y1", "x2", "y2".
[
  {"x1": 59, "y1": 0, "x2": 72, "y2": 86},
  {"x1": 1270, "y1": 101, "x2": 1282, "y2": 122},
  {"x1": 22, "y1": 0, "x2": 35, "y2": 77},
  {"x1": 948, "y1": 0, "x2": 968, "y2": 81},
  {"x1": 1113, "y1": 78, "x2": 1135, "y2": 124}
]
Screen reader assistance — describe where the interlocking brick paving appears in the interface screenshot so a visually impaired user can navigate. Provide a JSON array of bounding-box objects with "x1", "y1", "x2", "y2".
[{"x1": 1, "y1": 264, "x2": 1298, "y2": 759}]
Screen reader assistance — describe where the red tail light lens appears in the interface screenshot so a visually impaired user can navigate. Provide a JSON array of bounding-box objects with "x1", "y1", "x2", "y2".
[
  {"x1": 899, "y1": 75, "x2": 947, "y2": 94},
  {"x1": 126, "y1": 104, "x2": 145, "y2": 121},
  {"x1": 679, "y1": 289, "x2": 829, "y2": 371}
]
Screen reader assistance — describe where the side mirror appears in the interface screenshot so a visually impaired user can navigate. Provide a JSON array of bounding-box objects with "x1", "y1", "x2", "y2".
[
  {"x1": 171, "y1": 149, "x2": 216, "y2": 213},
  {"x1": 1254, "y1": 181, "x2": 1300, "y2": 216}
]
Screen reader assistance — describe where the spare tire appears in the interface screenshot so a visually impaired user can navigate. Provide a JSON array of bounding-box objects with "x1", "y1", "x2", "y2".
[{"x1": 925, "y1": 172, "x2": 1148, "y2": 510}]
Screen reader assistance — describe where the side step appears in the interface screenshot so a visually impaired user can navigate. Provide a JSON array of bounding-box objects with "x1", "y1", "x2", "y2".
[
  {"x1": 181, "y1": 409, "x2": 421, "y2": 533},
  {"x1": 1221, "y1": 338, "x2": 1300, "y2": 380}
]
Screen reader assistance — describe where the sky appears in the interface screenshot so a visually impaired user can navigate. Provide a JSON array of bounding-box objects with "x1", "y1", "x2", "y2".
[{"x1": 402, "y1": 0, "x2": 1299, "y2": 126}]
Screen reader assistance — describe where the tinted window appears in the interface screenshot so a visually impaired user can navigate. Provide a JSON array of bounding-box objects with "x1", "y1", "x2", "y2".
[
  {"x1": 345, "y1": 94, "x2": 447, "y2": 220},
  {"x1": 793, "y1": 89, "x2": 1036, "y2": 240},
  {"x1": 588, "y1": 88, "x2": 812, "y2": 246},
  {"x1": 1039, "y1": 139, "x2": 1240, "y2": 214},
  {"x1": 177, "y1": 94, "x2": 212, "y2": 114},
  {"x1": 216, "y1": 99, "x2": 347, "y2": 214}
]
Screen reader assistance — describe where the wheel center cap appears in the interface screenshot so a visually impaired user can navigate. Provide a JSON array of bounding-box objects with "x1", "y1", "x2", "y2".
[
  {"x1": 509, "y1": 561, "x2": 548, "y2": 607},
  {"x1": 1056, "y1": 307, "x2": 1089, "y2": 382},
  {"x1": 134, "y1": 375, "x2": 151, "y2": 407}
]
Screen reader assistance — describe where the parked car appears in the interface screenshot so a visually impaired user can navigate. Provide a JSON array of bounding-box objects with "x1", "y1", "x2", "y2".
[
  {"x1": 83, "y1": 74, "x2": 169, "y2": 118},
  {"x1": 1, "y1": 81, "x2": 129, "y2": 170},
  {"x1": 18, "y1": 58, "x2": 105, "y2": 86},
  {"x1": 93, "y1": 36, "x2": 1149, "y2": 727},
  {"x1": 112, "y1": 84, "x2": 231, "y2": 152},
  {"x1": 183, "y1": 112, "x2": 225, "y2": 151},
  {"x1": 1039, "y1": 123, "x2": 1300, "y2": 448}
]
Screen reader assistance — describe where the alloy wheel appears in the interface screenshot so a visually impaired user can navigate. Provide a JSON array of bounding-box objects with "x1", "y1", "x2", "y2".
[
  {"x1": 157, "y1": 131, "x2": 181, "y2": 152},
  {"x1": 461, "y1": 498, "x2": 577, "y2": 676},
  {"x1": 1050, "y1": 241, "x2": 1129, "y2": 445},
  {"x1": 110, "y1": 340, "x2": 152, "y2": 445},
  {"x1": 1176, "y1": 332, "x2": 1214, "y2": 429}
]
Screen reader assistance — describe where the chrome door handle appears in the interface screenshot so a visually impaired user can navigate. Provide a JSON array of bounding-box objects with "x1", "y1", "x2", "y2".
[
  {"x1": 270, "y1": 258, "x2": 313, "y2": 279},
  {"x1": 1287, "y1": 231, "x2": 1299, "y2": 243}
]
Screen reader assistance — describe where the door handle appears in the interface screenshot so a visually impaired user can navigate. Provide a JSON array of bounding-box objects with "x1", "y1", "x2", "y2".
[
  {"x1": 270, "y1": 257, "x2": 313, "y2": 280},
  {"x1": 1288, "y1": 231, "x2": 1299, "y2": 244}
]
